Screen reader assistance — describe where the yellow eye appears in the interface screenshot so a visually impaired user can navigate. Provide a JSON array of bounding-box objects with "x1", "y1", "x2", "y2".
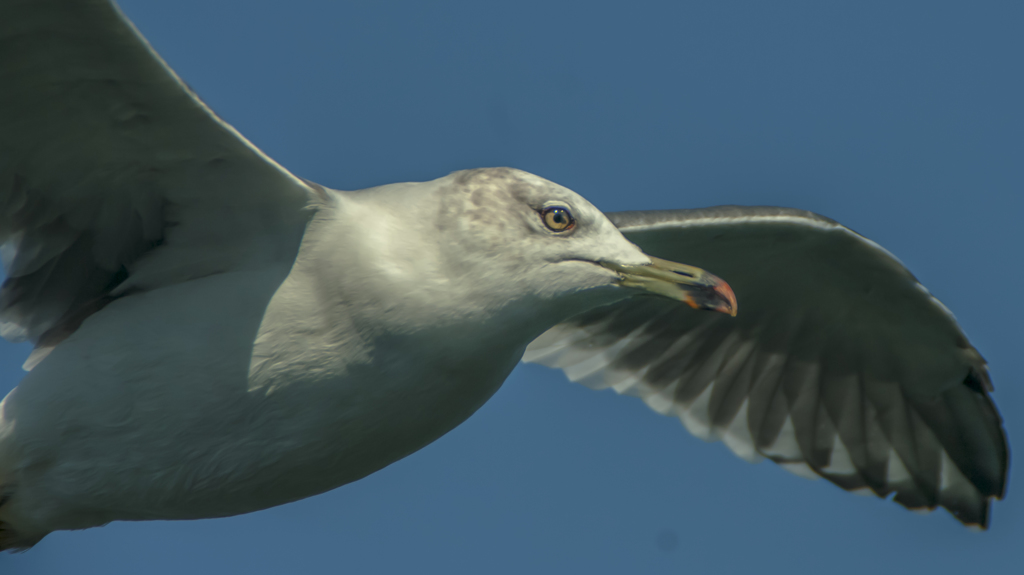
[{"x1": 541, "y1": 206, "x2": 575, "y2": 232}]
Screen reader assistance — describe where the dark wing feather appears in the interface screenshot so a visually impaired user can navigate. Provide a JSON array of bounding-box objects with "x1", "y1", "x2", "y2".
[
  {"x1": 0, "y1": 0, "x2": 316, "y2": 367},
  {"x1": 524, "y1": 206, "x2": 1007, "y2": 528}
]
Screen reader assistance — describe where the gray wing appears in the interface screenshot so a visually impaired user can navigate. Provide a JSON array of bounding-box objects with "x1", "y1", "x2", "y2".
[
  {"x1": 0, "y1": 0, "x2": 317, "y2": 367},
  {"x1": 524, "y1": 206, "x2": 1007, "y2": 528}
]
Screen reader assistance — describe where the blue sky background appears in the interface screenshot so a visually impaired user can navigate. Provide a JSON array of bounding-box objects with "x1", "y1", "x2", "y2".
[{"x1": 3, "y1": 1, "x2": 1022, "y2": 573}]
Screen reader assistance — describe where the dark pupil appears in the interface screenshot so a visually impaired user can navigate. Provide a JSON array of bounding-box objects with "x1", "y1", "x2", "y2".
[{"x1": 552, "y1": 211, "x2": 566, "y2": 224}]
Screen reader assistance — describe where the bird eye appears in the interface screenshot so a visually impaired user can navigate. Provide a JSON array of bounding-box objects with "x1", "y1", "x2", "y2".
[{"x1": 541, "y1": 206, "x2": 575, "y2": 232}]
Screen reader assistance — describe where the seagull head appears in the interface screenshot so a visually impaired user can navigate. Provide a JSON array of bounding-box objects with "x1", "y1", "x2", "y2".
[{"x1": 431, "y1": 168, "x2": 737, "y2": 322}]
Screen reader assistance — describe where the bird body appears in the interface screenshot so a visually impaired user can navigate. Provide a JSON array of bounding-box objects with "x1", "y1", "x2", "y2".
[{"x1": 0, "y1": 169, "x2": 657, "y2": 547}]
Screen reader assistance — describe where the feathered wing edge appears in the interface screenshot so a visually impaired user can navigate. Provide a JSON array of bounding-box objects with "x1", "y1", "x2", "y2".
[{"x1": 0, "y1": 0, "x2": 318, "y2": 367}]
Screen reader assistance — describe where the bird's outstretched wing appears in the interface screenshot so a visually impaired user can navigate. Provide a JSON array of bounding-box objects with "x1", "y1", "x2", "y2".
[
  {"x1": 524, "y1": 206, "x2": 1008, "y2": 528},
  {"x1": 0, "y1": 0, "x2": 317, "y2": 367}
]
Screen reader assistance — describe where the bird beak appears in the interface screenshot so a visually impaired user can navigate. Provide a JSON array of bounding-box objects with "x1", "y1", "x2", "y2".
[{"x1": 601, "y1": 256, "x2": 737, "y2": 316}]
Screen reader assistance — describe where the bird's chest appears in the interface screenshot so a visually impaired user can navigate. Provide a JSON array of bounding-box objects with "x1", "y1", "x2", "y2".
[
  {"x1": 227, "y1": 245, "x2": 539, "y2": 511},
  {"x1": 237, "y1": 323, "x2": 525, "y2": 507}
]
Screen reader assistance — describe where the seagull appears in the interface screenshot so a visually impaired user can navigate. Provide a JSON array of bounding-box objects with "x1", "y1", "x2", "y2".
[{"x1": 0, "y1": 0, "x2": 1007, "y2": 550}]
